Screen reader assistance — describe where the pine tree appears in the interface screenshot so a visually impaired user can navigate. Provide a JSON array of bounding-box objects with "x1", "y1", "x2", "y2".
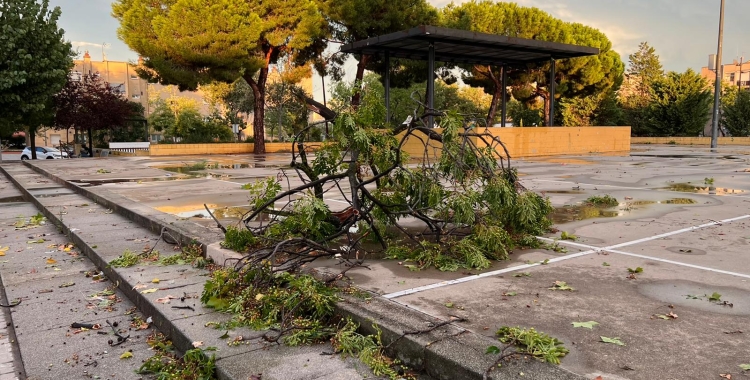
[{"x1": 0, "y1": 0, "x2": 73, "y2": 158}]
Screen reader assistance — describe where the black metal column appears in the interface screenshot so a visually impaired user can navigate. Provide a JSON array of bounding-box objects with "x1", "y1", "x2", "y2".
[
  {"x1": 384, "y1": 51, "x2": 391, "y2": 125},
  {"x1": 428, "y1": 42, "x2": 435, "y2": 128},
  {"x1": 549, "y1": 58, "x2": 556, "y2": 127},
  {"x1": 501, "y1": 65, "x2": 507, "y2": 127}
]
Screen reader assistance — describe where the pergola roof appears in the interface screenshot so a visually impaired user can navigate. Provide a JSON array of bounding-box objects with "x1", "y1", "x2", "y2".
[{"x1": 340, "y1": 25, "x2": 600, "y2": 66}]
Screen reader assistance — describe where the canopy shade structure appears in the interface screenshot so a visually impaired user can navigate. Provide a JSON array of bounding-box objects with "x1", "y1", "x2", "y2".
[{"x1": 339, "y1": 25, "x2": 601, "y2": 127}]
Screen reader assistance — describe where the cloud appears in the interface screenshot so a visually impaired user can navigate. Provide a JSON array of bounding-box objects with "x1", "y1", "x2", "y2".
[{"x1": 71, "y1": 41, "x2": 109, "y2": 49}]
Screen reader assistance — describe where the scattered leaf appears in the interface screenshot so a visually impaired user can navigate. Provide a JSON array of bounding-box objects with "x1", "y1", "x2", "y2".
[
  {"x1": 560, "y1": 231, "x2": 577, "y2": 241},
  {"x1": 119, "y1": 352, "x2": 133, "y2": 359},
  {"x1": 572, "y1": 321, "x2": 599, "y2": 329},
  {"x1": 486, "y1": 346, "x2": 501, "y2": 354},
  {"x1": 132, "y1": 284, "x2": 147, "y2": 290},
  {"x1": 151, "y1": 278, "x2": 160, "y2": 284},
  {"x1": 28, "y1": 239, "x2": 45, "y2": 244},
  {"x1": 739, "y1": 364, "x2": 750, "y2": 371},
  {"x1": 255, "y1": 293, "x2": 264, "y2": 301},
  {"x1": 549, "y1": 281, "x2": 574, "y2": 291},
  {"x1": 685, "y1": 294, "x2": 702, "y2": 300},
  {"x1": 45, "y1": 258, "x2": 57, "y2": 265},
  {"x1": 720, "y1": 374, "x2": 731, "y2": 379},
  {"x1": 0, "y1": 247, "x2": 8, "y2": 253},
  {"x1": 627, "y1": 267, "x2": 643, "y2": 274},
  {"x1": 513, "y1": 272, "x2": 532, "y2": 278},
  {"x1": 219, "y1": 331, "x2": 230, "y2": 339},
  {"x1": 602, "y1": 262, "x2": 610, "y2": 266},
  {"x1": 155, "y1": 296, "x2": 176, "y2": 304},
  {"x1": 600, "y1": 336, "x2": 625, "y2": 346},
  {"x1": 708, "y1": 292, "x2": 722, "y2": 302},
  {"x1": 502, "y1": 291, "x2": 518, "y2": 297},
  {"x1": 141, "y1": 288, "x2": 157, "y2": 294},
  {"x1": 541, "y1": 259, "x2": 550, "y2": 265},
  {"x1": 444, "y1": 302, "x2": 454, "y2": 308},
  {"x1": 58, "y1": 282, "x2": 75, "y2": 288}
]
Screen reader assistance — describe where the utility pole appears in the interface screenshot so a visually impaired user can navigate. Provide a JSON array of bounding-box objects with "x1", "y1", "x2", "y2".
[
  {"x1": 710, "y1": 0, "x2": 725, "y2": 149},
  {"x1": 738, "y1": 56, "x2": 744, "y2": 91}
]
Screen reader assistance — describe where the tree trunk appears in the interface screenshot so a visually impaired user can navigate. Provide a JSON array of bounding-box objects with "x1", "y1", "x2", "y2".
[
  {"x1": 351, "y1": 55, "x2": 370, "y2": 109},
  {"x1": 245, "y1": 68, "x2": 269, "y2": 154},
  {"x1": 485, "y1": 66, "x2": 503, "y2": 126},
  {"x1": 536, "y1": 85, "x2": 551, "y2": 126},
  {"x1": 29, "y1": 127, "x2": 37, "y2": 159},
  {"x1": 88, "y1": 127, "x2": 93, "y2": 157}
]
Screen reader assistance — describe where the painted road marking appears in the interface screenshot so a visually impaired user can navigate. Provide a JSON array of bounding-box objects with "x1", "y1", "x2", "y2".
[
  {"x1": 605, "y1": 248, "x2": 750, "y2": 279},
  {"x1": 383, "y1": 214, "x2": 750, "y2": 299}
]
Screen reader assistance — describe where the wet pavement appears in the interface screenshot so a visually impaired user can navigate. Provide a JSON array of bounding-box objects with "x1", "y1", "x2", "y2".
[{"x1": 4, "y1": 144, "x2": 750, "y2": 379}]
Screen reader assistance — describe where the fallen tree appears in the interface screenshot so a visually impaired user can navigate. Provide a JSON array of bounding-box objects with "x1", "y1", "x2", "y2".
[{"x1": 219, "y1": 97, "x2": 553, "y2": 275}]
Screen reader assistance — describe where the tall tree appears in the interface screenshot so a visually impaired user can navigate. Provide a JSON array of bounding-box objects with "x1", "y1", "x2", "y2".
[
  {"x1": 441, "y1": 1, "x2": 624, "y2": 125},
  {"x1": 0, "y1": 0, "x2": 73, "y2": 158},
  {"x1": 626, "y1": 42, "x2": 664, "y2": 97},
  {"x1": 647, "y1": 69, "x2": 712, "y2": 136},
  {"x1": 112, "y1": 0, "x2": 326, "y2": 153},
  {"x1": 721, "y1": 89, "x2": 750, "y2": 137},
  {"x1": 322, "y1": 0, "x2": 438, "y2": 107},
  {"x1": 54, "y1": 74, "x2": 134, "y2": 154},
  {"x1": 621, "y1": 42, "x2": 663, "y2": 135}
]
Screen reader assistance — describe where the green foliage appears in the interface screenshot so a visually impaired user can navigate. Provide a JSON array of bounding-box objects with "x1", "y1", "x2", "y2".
[
  {"x1": 722, "y1": 90, "x2": 750, "y2": 137},
  {"x1": 584, "y1": 195, "x2": 618, "y2": 207},
  {"x1": 137, "y1": 333, "x2": 217, "y2": 379},
  {"x1": 560, "y1": 91, "x2": 623, "y2": 127},
  {"x1": 201, "y1": 268, "x2": 339, "y2": 345},
  {"x1": 160, "y1": 243, "x2": 208, "y2": 268},
  {"x1": 560, "y1": 231, "x2": 577, "y2": 241},
  {"x1": 704, "y1": 177, "x2": 715, "y2": 185},
  {"x1": 113, "y1": 0, "x2": 327, "y2": 152},
  {"x1": 708, "y1": 292, "x2": 722, "y2": 302},
  {"x1": 549, "y1": 281, "x2": 574, "y2": 291},
  {"x1": 221, "y1": 226, "x2": 257, "y2": 253},
  {"x1": 332, "y1": 319, "x2": 402, "y2": 379},
  {"x1": 507, "y1": 100, "x2": 543, "y2": 127},
  {"x1": 621, "y1": 42, "x2": 664, "y2": 136},
  {"x1": 148, "y1": 99, "x2": 233, "y2": 143},
  {"x1": 109, "y1": 249, "x2": 141, "y2": 268},
  {"x1": 0, "y1": 0, "x2": 74, "y2": 128},
  {"x1": 495, "y1": 327, "x2": 569, "y2": 365},
  {"x1": 627, "y1": 267, "x2": 643, "y2": 274},
  {"x1": 442, "y1": 0, "x2": 624, "y2": 124},
  {"x1": 647, "y1": 69, "x2": 712, "y2": 136}
]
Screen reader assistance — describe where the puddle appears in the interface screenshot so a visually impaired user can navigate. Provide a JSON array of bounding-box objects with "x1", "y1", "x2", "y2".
[
  {"x1": 156, "y1": 205, "x2": 252, "y2": 221},
  {"x1": 639, "y1": 280, "x2": 750, "y2": 316},
  {"x1": 70, "y1": 177, "x2": 193, "y2": 186},
  {"x1": 632, "y1": 154, "x2": 741, "y2": 160},
  {"x1": 552, "y1": 198, "x2": 699, "y2": 224},
  {"x1": 664, "y1": 183, "x2": 745, "y2": 195},
  {"x1": 544, "y1": 190, "x2": 585, "y2": 194},
  {"x1": 666, "y1": 246, "x2": 706, "y2": 255}
]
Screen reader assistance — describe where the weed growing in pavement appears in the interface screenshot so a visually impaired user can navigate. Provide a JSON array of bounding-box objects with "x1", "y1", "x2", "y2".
[
  {"x1": 584, "y1": 195, "x2": 618, "y2": 207},
  {"x1": 137, "y1": 332, "x2": 217, "y2": 379},
  {"x1": 495, "y1": 327, "x2": 569, "y2": 365}
]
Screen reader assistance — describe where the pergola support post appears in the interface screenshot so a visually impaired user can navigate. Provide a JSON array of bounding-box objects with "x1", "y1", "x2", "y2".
[
  {"x1": 501, "y1": 65, "x2": 507, "y2": 127},
  {"x1": 427, "y1": 42, "x2": 435, "y2": 128},
  {"x1": 549, "y1": 58, "x2": 556, "y2": 127}
]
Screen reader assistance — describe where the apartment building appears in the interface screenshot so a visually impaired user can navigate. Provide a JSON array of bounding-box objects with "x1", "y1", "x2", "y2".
[{"x1": 700, "y1": 54, "x2": 750, "y2": 89}]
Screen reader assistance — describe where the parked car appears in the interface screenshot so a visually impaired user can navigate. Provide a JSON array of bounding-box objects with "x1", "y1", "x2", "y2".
[{"x1": 20, "y1": 147, "x2": 68, "y2": 160}]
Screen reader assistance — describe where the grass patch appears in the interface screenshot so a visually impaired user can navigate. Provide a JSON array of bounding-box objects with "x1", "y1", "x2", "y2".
[{"x1": 584, "y1": 195, "x2": 618, "y2": 207}]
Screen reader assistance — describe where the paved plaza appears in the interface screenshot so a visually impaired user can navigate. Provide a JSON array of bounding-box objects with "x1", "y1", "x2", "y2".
[{"x1": 1, "y1": 144, "x2": 749, "y2": 379}]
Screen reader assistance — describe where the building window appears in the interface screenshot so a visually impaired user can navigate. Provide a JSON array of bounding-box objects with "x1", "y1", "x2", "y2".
[{"x1": 131, "y1": 94, "x2": 141, "y2": 100}]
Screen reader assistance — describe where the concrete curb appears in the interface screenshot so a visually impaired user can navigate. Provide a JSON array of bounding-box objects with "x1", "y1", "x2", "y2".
[{"x1": 13, "y1": 162, "x2": 585, "y2": 380}]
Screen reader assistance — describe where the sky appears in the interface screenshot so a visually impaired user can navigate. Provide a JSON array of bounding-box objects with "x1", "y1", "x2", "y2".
[{"x1": 49, "y1": 0, "x2": 750, "y2": 73}]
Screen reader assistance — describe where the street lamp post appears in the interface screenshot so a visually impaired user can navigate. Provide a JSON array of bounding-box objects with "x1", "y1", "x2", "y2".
[{"x1": 710, "y1": 0, "x2": 725, "y2": 149}]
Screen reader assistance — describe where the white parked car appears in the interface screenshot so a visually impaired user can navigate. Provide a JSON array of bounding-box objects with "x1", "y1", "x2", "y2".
[{"x1": 20, "y1": 146, "x2": 68, "y2": 160}]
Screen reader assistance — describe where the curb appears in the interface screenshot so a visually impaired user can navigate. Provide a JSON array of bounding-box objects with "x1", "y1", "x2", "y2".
[{"x1": 14, "y1": 162, "x2": 585, "y2": 380}]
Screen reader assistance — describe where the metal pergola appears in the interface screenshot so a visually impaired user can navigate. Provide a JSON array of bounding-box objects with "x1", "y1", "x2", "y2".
[{"x1": 340, "y1": 25, "x2": 600, "y2": 127}]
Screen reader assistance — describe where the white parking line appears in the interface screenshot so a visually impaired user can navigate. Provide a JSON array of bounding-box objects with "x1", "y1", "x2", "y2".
[
  {"x1": 383, "y1": 214, "x2": 750, "y2": 299},
  {"x1": 605, "y1": 248, "x2": 750, "y2": 279}
]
